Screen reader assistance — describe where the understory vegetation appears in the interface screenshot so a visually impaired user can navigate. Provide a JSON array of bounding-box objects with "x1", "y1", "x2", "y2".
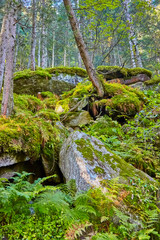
[
  {"x1": 0, "y1": 69, "x2": 160, "y2": 239},
  {"x1": 0, "y1": 172, "x2": 159, "y2": 240}
]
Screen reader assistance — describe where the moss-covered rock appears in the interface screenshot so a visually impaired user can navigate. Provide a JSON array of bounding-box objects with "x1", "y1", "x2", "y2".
[
  {"x1": 13, "y1": 67, "x2": 87, "y2": 96},
  {"x1": 97, "y1": 66, "x2": 152, "y2": 80},
  {"x1": 59, "y1": 131, "x2": 154, "y2": 192},
  {"x1": 63, "y1": 111, "x2": 93, "y2": 127},
  {"x1": 0, "y1": 92, "x2": 68, "y2": 180},
  {"x1": 144, "y1": 75, "x2": 160, "y2": 86}
]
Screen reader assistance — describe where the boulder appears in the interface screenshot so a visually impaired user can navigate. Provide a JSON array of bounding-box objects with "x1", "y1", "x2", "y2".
[
  {"x1": 108, "y1": 74, "x2": 150, "y2": 86},
  {"x1": 64, "y1": 111, "x2": 93, "y2": 127},
  {"x1": 0, "y1": 153, "x2": 44, "y2": 180},
  {"x1": 59, "y1": 131, "x2": 154, "y2": 191}
]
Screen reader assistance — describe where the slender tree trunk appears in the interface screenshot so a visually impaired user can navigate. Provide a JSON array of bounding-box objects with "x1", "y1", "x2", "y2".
[
  {"x1": 123, "y1": 0, "x2": 143, "y2": 68},
  {"x1": 38, "y1": 37, "x2": 41, "y2": 67},
  {"x1": 129, "y1": 39, "x2": 136, "y2": 68},
  {"x1": 0, "y1": 13, "x2": 8, "y2": 92},
  {"x1": 41, "y1": 0, "x2": 47, "y2": 68},
  {"x1": 63, "y1": 0, "x2": 104, "y2": 97},
  {"x1": 30, "y1": 0, "x2": 37, "y2": 71},
  {"x1": 64, "y1": 47, "x2": 67, "y2": 66},
  {"x1": 1, "y1": 1, "x2": 18, "y2": 116},
  {"x1": 52, "y1": 30, "x2": 55, "y2": 67}
]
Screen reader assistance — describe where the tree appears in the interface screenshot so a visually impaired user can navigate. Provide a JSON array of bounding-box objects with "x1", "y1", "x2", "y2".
[
  {"x1": 1, "y1": 0, "x2": 19, "y2": 116},
  {"x1": 63, "y1": 0, "x2": 104, "y2": 97},
  {"x1": 0, "y1": 12, "x2": 8, "y2": 93},
  {"x1": 30, "y1": 0, "x2": 37, "y2": 71}
]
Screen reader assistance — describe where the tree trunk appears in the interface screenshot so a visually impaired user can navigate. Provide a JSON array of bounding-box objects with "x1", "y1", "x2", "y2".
[
  {"x1": 64, "y1": 47, "x2": 67, "y2": 66},
  {"x1": 38, "y1": 37, "x2": 41, "y2": 67},
  {"x1": 63, "y1": 0, "x2": 104, "y2": 97},
  {"x1": 0, "y1": 13, "x2": 8, "y2": 92},
  {"x1": 1, "y1": 1, "x2": 18, "y2": 116},
  {"x1": 41, "y1": 0, "x2": 47, "y2": 68},
  {"x1": 30, "y1": 0, "x2": 37, "y2": 71},
  {"x1": 123, "y1": 0, "x2": 143, "y2": 68},
  {"x1": 52, "y1": 30, "x2": 55, "y2": 67}
]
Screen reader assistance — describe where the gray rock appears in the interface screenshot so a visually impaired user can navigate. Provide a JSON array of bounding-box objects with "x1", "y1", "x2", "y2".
[
  {"x1": 59, "y1": 131, "x2": 154, "y2": 191},
  {"x1": 0, "y1": 153, "x2": 30, "y2": 168},
  {"x1": 64, "y1": 111, "x2": 92, "y2": 127}
]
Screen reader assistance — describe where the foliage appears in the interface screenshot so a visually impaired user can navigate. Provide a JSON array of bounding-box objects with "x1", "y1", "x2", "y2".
[
  {"x1": 83, "y1": 90, "x2": 160, "y2": 179},
  {"x1": 0, "y1": 173, "x2": 159, "y2": 240}
]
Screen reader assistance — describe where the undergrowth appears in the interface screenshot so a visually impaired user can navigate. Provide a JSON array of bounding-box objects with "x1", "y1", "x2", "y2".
[{"x1": 0, "y1": 172, "x2": 159, "y2": 240}]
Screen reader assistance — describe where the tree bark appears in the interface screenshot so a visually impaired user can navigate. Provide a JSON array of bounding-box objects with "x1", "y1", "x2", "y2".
[
  {"x1": 0, "y1": 13, "x2": 8, "y2": 92},
  {"x1": 30, "y1": 0, "x2": 37, "y2": 71},
  {"x1": 123, "y1": 0, "x2": 143, "y2": 68},
  {"x1": 52, "y1": 30, "x2": 55, "y2": 67},
  {"x1": 63, "y1": 0, "x2": 104, "y2": 97},
  {"x1": 1, "y1": 1, "x2": 18, "y2": 116},
  {"x1": 41, "y1": 0, "x2": 47, "y2": 68}
]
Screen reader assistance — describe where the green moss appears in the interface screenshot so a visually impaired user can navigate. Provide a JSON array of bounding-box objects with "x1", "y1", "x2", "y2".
[
  {"x1": 75, "y1": 136, "x2": 150, "y2": 181},
  {"x1": 94, "y1": 166, "x2": 105, "y2": 175},
  {"x1": 144, "y1": 75, "x2": 160, "y2": 85},
  {"x1": 75, "y1": 139, "x2": 94, "y2": 161},
  {"x1": 14, "y1": 69, "x2": 52, "y2": 81},
  {"x1": 0, "y1": 92, "x2": 67, "y2": 161},
  {"x1": 46, "y1": 66, "x2": 87, "y2": 78},
  {"x1": 97, "y1": 66, "x2": 152, "y2": 79}
]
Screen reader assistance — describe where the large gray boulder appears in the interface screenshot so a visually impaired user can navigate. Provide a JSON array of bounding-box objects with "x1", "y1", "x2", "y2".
[{"x1": 59, "y1": 131, "x2": 154, "y2": 191}]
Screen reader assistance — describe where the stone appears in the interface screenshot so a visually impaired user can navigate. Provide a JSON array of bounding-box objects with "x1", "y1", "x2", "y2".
[
  {"x1": 108, "y1": 74, "x2": 150, "y2": 86},
  {"x1": 64, "y1": 111, "x2": 92, "y2": 127},
  {"x1": 0, "y1": 154, "x2": 44, "y2": 180},
  {"x1": 59, "y1": 131, "x2": 154, "y2": 192},
  {"x1": 0, "y1": 153, "x2": 30, "y2": 168},
  {"x1": 14, "y1": 73, "x2": 85, "y2": 96}
]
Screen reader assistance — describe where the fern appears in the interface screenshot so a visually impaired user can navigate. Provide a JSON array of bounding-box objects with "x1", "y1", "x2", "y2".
[{"x1": 92, "y1": 232, "x2": 119, "y2": 240}]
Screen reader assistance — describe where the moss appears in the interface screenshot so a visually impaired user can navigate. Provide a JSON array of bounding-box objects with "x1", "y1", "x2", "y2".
[
  {"x1": 97, "y1": 82, "x2": 146, "y2": 119},
  {"x1": 75, "y1": 139, "x2": 94, "y2": 161},
  {"x1": 97, "y1": 66, "x2": 152, "y2": 79},
  {"x1": 75, "y1": 136, "x2": 150, "y2": 181},
  {"x1": 0, "y1": 92, "x2": 67, "y2": 161},
  {"x1": 46, "y1": 66, "x2": 87, "y2": 78},
  {"x1": 94, "y1": 166, "x2": 105, "y2": 175},
  {"x1": 14, "y1": 69, "x2": 52, "y2": 81},
  {"x1": 144, "y1": 75, "x2": 160, "y2": 85}
]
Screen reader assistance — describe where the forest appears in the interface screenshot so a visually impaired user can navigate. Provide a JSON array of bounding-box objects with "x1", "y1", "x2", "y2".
[{"x1": 0, "y1": 0, "x2": 160, "y2": 239}]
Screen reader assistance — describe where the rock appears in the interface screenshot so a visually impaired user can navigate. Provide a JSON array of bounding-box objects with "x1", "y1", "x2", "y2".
[
  {"x1": 0, "y1": 153, "x2": 30, "y2": 168},
  {"x1": 14, "y1": 72, "x2": 85, "y2": 96},
  {"x1": 59, "y1": 131, "x2": 154, "y2": 191},
  {"x1": 0, "y1": 154, "x2": 44, "y2": 180},
  {"x1": 64, "y1": 111, "x2": 92, "y2": 127},
  {"x1": 108, "y1": 74, "x2": 150, "y2": 86}
]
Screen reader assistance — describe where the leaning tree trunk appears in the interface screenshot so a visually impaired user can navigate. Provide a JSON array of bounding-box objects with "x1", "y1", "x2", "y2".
[
  {"x1": 1, "y1": 1, "x2": 18, "y2": 116},
  {"x1": 30, "y1": 0, "x2": 37, "y2": 71},
  {"x1": 63, "y1": 0, "x2": 104, "y2": 97},
  {"x1": 0, "y1": 13, "x2": 8, "y2": 92}
]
